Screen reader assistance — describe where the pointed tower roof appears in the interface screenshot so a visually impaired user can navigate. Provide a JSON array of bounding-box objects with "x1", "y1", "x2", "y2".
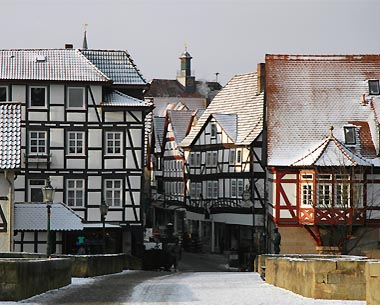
[
  {"x1": 83, "y1": 30, "x2": 88, "y2": 49},
  {"x1": 291, "y1": 126, "x2": 372, "y2": 167}
]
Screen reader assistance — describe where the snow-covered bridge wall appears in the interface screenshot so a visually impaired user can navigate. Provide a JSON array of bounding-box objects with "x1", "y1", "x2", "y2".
[{"x1": 264, "y1": 255, "x2": 369, "y2": 300}]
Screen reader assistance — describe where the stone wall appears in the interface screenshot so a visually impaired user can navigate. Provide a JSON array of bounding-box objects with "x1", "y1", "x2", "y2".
[
  {"x1": 264, "y1": 255, "x2": 368, "y2": 300},
  {"x1": 0, "y1": 258, "x2": 72, "y2": 301},
  {"x1": 57, "y1": 254, "x2": 126, "y2": 277},
  {"x1": 366, "y1": 261, "x2": 380, "y2": 305}
]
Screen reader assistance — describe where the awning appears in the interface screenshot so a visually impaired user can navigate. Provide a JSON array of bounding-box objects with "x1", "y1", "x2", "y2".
[{"x1": 14, "y1": 202, "x2": 83, "y2": 231}]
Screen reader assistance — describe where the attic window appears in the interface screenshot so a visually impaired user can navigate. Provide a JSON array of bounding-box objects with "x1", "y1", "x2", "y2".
[
  {"x1": 35, "y1": 55, "x2": 47, "y2": 63},
  {"x1": 368, "y1": 80, "x2": 380, "y2": 95},
  {"x1": 211, "y1": 123, "x2": 217, "y2": 137},
  {"x1": 344, "y1": 126, "x2": 356, "y2": 145}
]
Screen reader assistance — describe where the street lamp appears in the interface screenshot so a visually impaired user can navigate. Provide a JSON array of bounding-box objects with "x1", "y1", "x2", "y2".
[
  {"x1": 100, "y1": 200, "x2": 109, "y2": 253},
  {"x1": 41, "y1": 178, "x2": 55, "y2": 257}
]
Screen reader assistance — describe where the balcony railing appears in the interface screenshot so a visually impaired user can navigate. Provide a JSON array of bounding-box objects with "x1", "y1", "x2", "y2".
[{"x1": 299, "y1": 207, "x2": 365, "y2": 225}]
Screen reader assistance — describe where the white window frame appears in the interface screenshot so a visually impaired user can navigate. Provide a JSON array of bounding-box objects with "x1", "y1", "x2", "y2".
[
  {"x1": 67, "y1": 131, "x2": 85, "y2": 155},
  {"x1": 195, "y1": 152, "x2": 201, "y2": 166},
  {"x1": 29, "y1": 86, "x2": 47, "y2": 108},
  {"x1": 29, "y1": 131, "x2": 47, "y2": 155},
  {"x1": 231, "y1": 180, "x2": 237, "y2": 197},
  {"x1": 104, "y1": 179, "x2": 123, "y2": 207},
  {"x1": 236, "y1": 150, "x2": 242, "y2": 164},
  {"x1": 0, "y1": 86, "x2": 8, "y2": 102},
  {"x1": 106, "y1": 131, "x2": 123, "y2": 155},
  {"x1": 318, "y1": 184, "x2": 332, "y2": 207},
  {"x1": 238, "y1": 179, "x2": 244, "y2": 198},
  {"x1": 301, "y1": 184, "x2": 313, "y2": 206},
  {"x1": 66, "y1": 179, "x2": 85, "y2": 207},
  {"x1": 28, "y1": 179, "x2": 45, "y2": 202},
  {"x1": 67, "y1": 87, "x2": 85, "y2": 109},
  {"x1": 335, "y1": 174, "x2": 350, "y2": 207},
  {"x1": 344, "y1": 126, "x2": 356, "y2": 145}
]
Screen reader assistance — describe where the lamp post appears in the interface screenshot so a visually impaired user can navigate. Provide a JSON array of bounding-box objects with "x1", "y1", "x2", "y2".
[
  {"x1": 41, "y1": 178, "x2": 55, "y2": 257},
  {"x1": 100, "y1": 200, "x2": 109, "y2": 253}
]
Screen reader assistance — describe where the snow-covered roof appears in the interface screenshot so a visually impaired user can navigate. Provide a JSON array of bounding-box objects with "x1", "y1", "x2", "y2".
[
  {"x1": 102, "y1": 90, "x2": 152, "y2": 108},
  {"x1": 80, "y1": 49, "x2": 147, "y2": 85},
  {"x1": 291, "y1": 130, "x2": 372, "y2": 167},
  {"x1": 0, "y1": 49, "x2": 110, "y2": 82},
  {"x1": 213, "y1": 113, "x2": 238, "y2": 142},
  {"x1": 0, "y1": 102, "x2": 21, "y2": 169},
  {"x1": 14, "y1": 202, "x2": 83, "y2": 231},
  {"x1": 167, "y1": 110, "x2": 195, "y2": 145},
  {"x1": 181, "y1": 72, "x2": 264, "y2": 147},
  {"x1": 266, "y1": 54, "x2": 380, "y2": 166}
]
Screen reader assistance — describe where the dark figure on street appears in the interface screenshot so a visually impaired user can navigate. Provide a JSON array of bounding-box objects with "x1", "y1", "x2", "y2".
[{"x1": 272, "y1": 228, "x2": 281, "y2": 254}]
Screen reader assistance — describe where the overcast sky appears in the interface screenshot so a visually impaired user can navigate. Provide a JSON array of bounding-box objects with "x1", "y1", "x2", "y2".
[{"x1": 1, "y1": 0, "x2": 380, "y2": 85}]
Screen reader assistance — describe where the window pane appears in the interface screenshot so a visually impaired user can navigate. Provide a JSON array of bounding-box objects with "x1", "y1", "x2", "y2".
[
  {"x1": 68, "y1": 88, "x2": 84, "y2": 108},
  {"x1": 344, "y1": 127, "x2": 356, "y2": 145},
  {"x1": 0, "y1": 87, "x2": 6, "y2": 101},
  {"x1": 369, "y1": 80, "x2": 380, "y2": 95},
  {"x1": 30, "y1": 87, "x2": 46, "y2": 107}
]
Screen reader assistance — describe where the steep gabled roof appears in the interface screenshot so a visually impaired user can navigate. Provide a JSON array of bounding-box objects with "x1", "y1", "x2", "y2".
[
  {"x1": 167, "y1": 110, "x2": 195, "y2": 145},
  {"x1": 212, "y1": 113, "x2": 238, "y2": 142},
  {"x1": 181, "y1": 72, "x2": 264, "y2": 147},
  {"x1": 0, "y1": 102, "x2": 21, "y2": 169},
  {"x1": 266, "y1": 54, "x2": 380, "y2": 166},
  {"x1": 154, "y1": 116, "x2": 166, "y2": 153},
  {"x1": 0, "y1": 49, "x2": 110, "y2": 82},
  {"x1": 291, "y1": 130, "x2": 372, "y2": 167},
  {"x1": 80, "y1": 49, "x2": 147, "y2": 85}
]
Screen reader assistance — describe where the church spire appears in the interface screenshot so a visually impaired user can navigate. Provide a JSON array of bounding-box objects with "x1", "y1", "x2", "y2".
[{"x1": 82, "y1": 24, "x2": 88, "y2": 49}]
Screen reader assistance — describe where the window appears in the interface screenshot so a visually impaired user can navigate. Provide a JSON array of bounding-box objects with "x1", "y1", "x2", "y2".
[
  {"x1": 236, "y1": 150, "x2": 242, "y2": 163},
  {"x1": 335, "y1": 174, "x2": 350, "y2": 207},
  {"x1": 211, "y1": 123, "x2": 217, "y2": 137},
  {"x1": 29, "y1": 179, "x2": 45, "y2": 202},
  {"x1": 318, "y1": 184, "x2": 331, "y2": 207},
  {"x1": 344, "y1": 127, "x2": 356, "y2": 145},
  {"x1": 229, "y1": 149, "x2": 236, "y2": 165},
  {"x1": 0, "y1": 86, "x2": 7, "y2": 101},
  {"x1": 29, "y1": 131, "x2": 47, "y2": 154},
  {"x1": 206, "y1": 181, "x2": 218, "y2": 199},
  {"x1": 369, "y1": 80, "x2": 380, "y2": 95},
  {"x1": 67, "y1": 87, "x2": 85, "y2": 108},
  {"x1": 231, "y1": 180, "x2": 237, "y2": 197},
  {"x1": 106, "y1": 132, "x2": 123, "y2": 155},
  {"x1": 206, "y1": 151, "x2": 217, "y2": 166},
  {"x1": 238, "y1": 180, "x2": 244, "y2": 197},
  {"x1": 104, "y1": 179, "x2": 122, "y2": 207},
  {"x1": 189, "y1": 153, "x2": 195, "y2": 166},
  {"x1": 195, "y1": 152, "x2": 201, "y2": 166},
  {"x1": 302, "y1": 184, "x2": 313, "y2": 206},
  {"x1": 67, "y1": 131, "x2": 84, "y2": 155},
  {"x1": 30, "y1": 86, "x2": 46, "y2": 107},
  {"x1": 67, "y1": 179, "x2": 84, "y2": 207}
]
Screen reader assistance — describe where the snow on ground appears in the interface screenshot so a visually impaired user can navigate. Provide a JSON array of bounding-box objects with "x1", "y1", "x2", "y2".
[
  {"x1": 0, "y1": 271, "x2": 366, "y2": 305},
  {"x1": 126, "y1": 272, "x2": 365, "y2": 305}
]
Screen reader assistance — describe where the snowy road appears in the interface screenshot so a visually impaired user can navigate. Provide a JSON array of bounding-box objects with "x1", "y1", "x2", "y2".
[
  {"x1": 127, "y1": 272, "x2": 365, "y2": 305},
  {"x1": 0, "y1": 271, "x2": 366, "y2": 305}
]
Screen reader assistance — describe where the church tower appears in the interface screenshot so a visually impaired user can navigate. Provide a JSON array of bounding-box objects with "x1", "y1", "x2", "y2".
[{"x1": 176, "y1": 45, "x2": 196, "y2": 93}]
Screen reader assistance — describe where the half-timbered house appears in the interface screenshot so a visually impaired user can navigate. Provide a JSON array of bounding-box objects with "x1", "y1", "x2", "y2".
[
  {"x1": 181, "y1": 67, "x2": 266, "y2": 259},
  {"x1": 0, "y1": 48, "x2": 151, "y2": 254},
  {"x1": 266, "y1": 54, "x2": 380, "y2": 254}
]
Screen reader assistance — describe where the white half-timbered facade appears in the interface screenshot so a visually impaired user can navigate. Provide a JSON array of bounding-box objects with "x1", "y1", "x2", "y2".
[
  {"x1": 0, "y1": 48, "x2": 151, "y2": 254},
  {"x1": 266, "y1": 54, "x2": 380, "y2": 255},
  {"x1": 181, "y1": 69, "x2": 266, "y2": 258}
]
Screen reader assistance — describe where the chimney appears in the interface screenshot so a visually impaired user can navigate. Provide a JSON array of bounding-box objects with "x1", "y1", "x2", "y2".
[
  {"x1": 257, "y1": 63, "x2": 265, "y2": 94},
  {"x1": 65, "y1": 44, "x2": 74, "y2": 49}
]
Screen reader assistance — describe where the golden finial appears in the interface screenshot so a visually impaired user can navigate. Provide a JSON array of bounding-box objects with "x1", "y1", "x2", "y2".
[{"x1": 329, "y1": 125, "x2": 334, "y2": 137}]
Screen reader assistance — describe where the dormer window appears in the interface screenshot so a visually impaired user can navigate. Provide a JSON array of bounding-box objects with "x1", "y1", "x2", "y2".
[
  {"x1": 368, "y1": 80, "x2": 380, "y2": 95},
  {"x1": 344, "y1": 126, "x2": 356, "y2": 145},
  {"x1": 211, "y1": 123, "x2": 217, "y2": 137}
]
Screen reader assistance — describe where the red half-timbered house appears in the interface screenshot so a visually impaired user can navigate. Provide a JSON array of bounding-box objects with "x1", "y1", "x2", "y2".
[{"x1": 266, "y1": 54, "x2": 380, "y2": 254}]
